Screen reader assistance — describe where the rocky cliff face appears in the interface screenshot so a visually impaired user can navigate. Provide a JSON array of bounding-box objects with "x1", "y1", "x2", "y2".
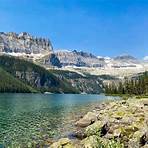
[
  {"x1": 0, "y1": 32, "x2": 147, "y2": 70},
  {"x1": 52, "y1": 70, "x2": 105, "y2": 94},
  {"x1": 55, "y1": 50, "x2": 106, "y2": 68},
  {"x1": 0, "y1": 32, "x2": 53, "y2": 55},
  {"x1": 104, "y1": 55, "x2": 143, "y2": 69},
  {"x1": 0, "y1": 55, "x2": 78, "y2": 93},
  {"x1": 55, "y1": 50, "x2": 146, "y2": 69}
]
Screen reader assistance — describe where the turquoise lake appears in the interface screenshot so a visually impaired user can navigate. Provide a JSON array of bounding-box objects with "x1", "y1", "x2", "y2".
[{"x1": 0, "y1": 94, "x2": 120, "y2": 147}]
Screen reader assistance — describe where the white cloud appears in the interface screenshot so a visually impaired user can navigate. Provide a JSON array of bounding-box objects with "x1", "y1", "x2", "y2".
[{"x1": 144, "y1": 56, "x2": 148, "y2": 61}]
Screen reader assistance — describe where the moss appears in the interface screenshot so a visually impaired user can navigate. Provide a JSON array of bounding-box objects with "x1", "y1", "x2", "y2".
[
  {"x1": 81, "y1": 135, "x2": 106, "y2": 148},
  {"x1": 50, "y1": 138, "x2": 75, "y2": 148},
  {"x1": 85, "y1": 121, "x2": 106, "y2": 137},
  {"x1": 120, "y1": 126, "x2": 139, "y2": 139},
  {"x1": 82, "y1": 136, "x2": 124, "y2": 148},
  {"x1": 107, "y1": 140, "x2": 124, "y2": 148}
]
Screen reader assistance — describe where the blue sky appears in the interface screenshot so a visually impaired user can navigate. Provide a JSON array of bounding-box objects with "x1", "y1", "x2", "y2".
[{"x1": 0, "y1": 0, "x2": 147, "y2": 58}]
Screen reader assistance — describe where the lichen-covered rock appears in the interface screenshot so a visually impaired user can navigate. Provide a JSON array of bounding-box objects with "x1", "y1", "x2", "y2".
[
  {"x1": 81, "y1": 136, "x2": 124, "y2": 148},
  {"x1": 50, "y1": 138, "x2": 75, "y2": 148},
  {"x1": 107, "y1": 140, "x2": 124, "y2": 148},
  {"x1": 85, "y1": 121, "x2": 108, "y2": 137},
  {"x1": 142, "y1": 144, "x2": 148, "y2": 148},
  {"x1": 139, "y1": 99, "x2": 148, "y2": 106},
  {"x1": 128, "y1": 130, "x2": 148, "y2": 148},
  {"x1": 81, "y1": 135, "x2": 103, "y2": 148},
  {"x1": 76, "y1": 112, "x2": 97, "y2": 127},
  {"x1": 113, "y1": 128, "x2": 122, "y2": 138},
  {"x1": 53, "y1": 98, "x2": 148, "y2": 148}
]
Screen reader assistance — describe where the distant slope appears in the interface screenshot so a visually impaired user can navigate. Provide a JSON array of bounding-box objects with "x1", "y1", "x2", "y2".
[
  {"x1": 50, "y1": 69, "x2": 104, "y2": 94},
  {"x1": 0, "y1": 55, "x2": 78, "y2": 93},
  {"x1": 55, "y1": 50, "x2": 105, "y2": 67},
  {"x1": 0, "y1": 55, "x2": 106, "y2": 94},
  {"x1": 0, "y1": 67, "x2": 36, "y2": 93}
]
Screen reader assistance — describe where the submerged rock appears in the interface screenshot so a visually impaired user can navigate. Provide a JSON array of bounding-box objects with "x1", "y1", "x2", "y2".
[{"x1": 73, "y1": 130, "x2": 87, "y2": 140}]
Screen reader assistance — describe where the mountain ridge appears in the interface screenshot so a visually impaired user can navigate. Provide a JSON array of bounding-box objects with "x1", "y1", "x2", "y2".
[{"x1": 0, "y1": 32, "x2": 147, "y2": 72}]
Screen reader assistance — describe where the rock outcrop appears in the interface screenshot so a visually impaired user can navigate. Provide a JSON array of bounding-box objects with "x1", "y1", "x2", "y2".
[
  {"x1": 0, "y1": 32, "x2": 53, "y2": 55},
  {"x1": 0, "y1": 32, "x2": 147, "y2": 70},
  {"x1": 0, "y1": 32, "x2": 62, "y2": 67},
  {"x1": 111, "y1": 55, "x2": 143, "y2": 68},
  {"x1": 55, "y1": 50, "x2": 106, "y2": 68},
  {"x1": 42, "y1": 53, "x2": 62, "y2": 68},
  {"x1": 52, "y1": 70, "x2": 104, "y2": 94},
  {"x1": 50, "y1": 98, "x2": 148, "y2": 148},
  {"x1": 55, "y1": 50, "x2": 147, "y2": 70}
]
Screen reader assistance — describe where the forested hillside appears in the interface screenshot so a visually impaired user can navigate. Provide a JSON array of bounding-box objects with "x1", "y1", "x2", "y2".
[
  {"x1": 0, "y1": 67, "x2": 36, "y2": 93},
  {"x1": 105, "y1": 71, "x2": 148, "y2": 95},
  {"x1": 0, "y1": 55, "x2": 110, "y2": 94},
  {"x1": 0, "y1": 55, "x2": 78, "y2": 93}
]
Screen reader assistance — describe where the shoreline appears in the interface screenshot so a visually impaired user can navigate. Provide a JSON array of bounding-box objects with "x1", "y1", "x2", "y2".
[{"x1": 50, "y1": 97, "x2": 148, "y2": 148}]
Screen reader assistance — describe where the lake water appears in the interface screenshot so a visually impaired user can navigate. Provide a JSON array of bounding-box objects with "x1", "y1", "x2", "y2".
[{"x1": 0, "y1": 93, "x2": 120, "y2": 147}]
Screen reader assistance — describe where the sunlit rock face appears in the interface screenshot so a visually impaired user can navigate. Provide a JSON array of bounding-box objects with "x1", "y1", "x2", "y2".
[
  {"x1": 55, "y1": 50, "x2": 106, "y2": 68},
  {"x1": 110, "y1": 55, "x2": 143, "y2": 69},
  {"x1": 44, "y1": 53, "x2": 62, "y2": 68},
  {"x1": 0, "y1": 32, "x2": 53, "y2": 55},
  {"x1": 55, "y1": 50, "x2": 145, "y2": 69}
]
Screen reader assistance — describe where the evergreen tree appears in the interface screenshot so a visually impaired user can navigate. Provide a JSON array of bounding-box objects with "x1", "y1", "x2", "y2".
[{"x1": 104, "y1": 71, "x2": 148, "y2": 95}]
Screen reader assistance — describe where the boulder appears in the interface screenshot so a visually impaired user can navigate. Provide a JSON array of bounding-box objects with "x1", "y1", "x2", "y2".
[
  {"x1": 140, "y1": 99, "x2": 148, "y2": 106},
  {"x1": 73, "y1": 130, "x2": 87, "y2": 140},
  {"x1": 128, "y1": 130, "x2": 148, "y2": 148},
  {"x1": 75, "y1": 112, "x2": 97, "y2": 127},
  {"x1": 85, "y1": 121, "x2": 109, "y2": 137},
  {"x1": 81, "y1": 135, "x2": 103, "y2": 148},
  {"x1": 50, "y1": 138, "x2": 74, "y2": 148},
  {"x1": 113, "y1": 128, "x2": 122, "y2": 138},
  {"x1": 81, "y1": 136, "x2": 123, "y2": 148}
]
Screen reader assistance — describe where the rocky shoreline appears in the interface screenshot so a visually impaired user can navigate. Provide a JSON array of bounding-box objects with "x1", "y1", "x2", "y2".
[{"x1": 49, "y1": 97, "x2": 148, "y2": 148}]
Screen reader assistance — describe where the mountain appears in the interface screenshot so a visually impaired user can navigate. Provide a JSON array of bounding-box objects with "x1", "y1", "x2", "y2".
[
  {"x1": 107, "y1": 55, "x2": 143, "y2": 69},
  {"x1": 55, "y1": 50, "x2": 145, "y2": 69},
  {"x1": 0, "y1": 32, "x2": 53, "y2": 59},
  {"x1": 0, "y1": 55, "x2": 106, "y2": 94},
  {"x1": 55, "y1": 50, "x2": 106, "y2": 67},
  {"x1": 0, "y1": 32, "x2": 64, "y2": 68},
  {"x1": 0, "y1": 32, "x2": 147, "y2": 77},
  {"x1": 50, "y1": 69, "x2": 105, "y2": 94},
  {"x1": 0, "y1": 31, "x2": 147, "y2": 93},
  {"x1": 0, "y1": 55, "x2": 78, "y2": 93},
  {"x1": 0, "y1": 32, "x2": 146, "y2": 69}
]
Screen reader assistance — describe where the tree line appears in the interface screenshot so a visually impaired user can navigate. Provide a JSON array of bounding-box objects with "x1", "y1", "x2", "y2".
[{"x1": 105, "y1": 71, "x2": 148, "y2": 95}]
